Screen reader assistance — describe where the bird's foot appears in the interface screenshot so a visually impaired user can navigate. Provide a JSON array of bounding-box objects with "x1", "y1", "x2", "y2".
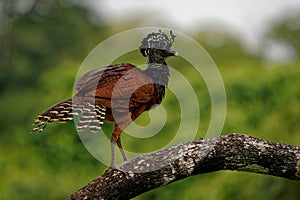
[{"x1": 105, "y1": 163, "x2": 129, "y2": 178}]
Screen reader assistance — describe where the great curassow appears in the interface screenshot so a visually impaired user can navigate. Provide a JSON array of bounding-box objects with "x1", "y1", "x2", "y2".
[{"x1": 33, "y1": 30, "x2": 178, "y2": 169}]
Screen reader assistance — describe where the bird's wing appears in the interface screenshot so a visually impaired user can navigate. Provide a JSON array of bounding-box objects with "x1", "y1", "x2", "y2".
[
  {"x1": 75, "y1": 67, "x2": 107, "y2": 91},
  {"x1": 75, "y1": 63, "x2": 155, "y2": 107}
]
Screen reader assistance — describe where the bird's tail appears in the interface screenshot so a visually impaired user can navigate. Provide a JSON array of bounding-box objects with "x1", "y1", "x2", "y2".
[
  {"x1": 33, "y1": 98, "x2": 75, "y2": 132},
  {"x1": 32, "y1": 98, "x2": 106, "y2": 132}
]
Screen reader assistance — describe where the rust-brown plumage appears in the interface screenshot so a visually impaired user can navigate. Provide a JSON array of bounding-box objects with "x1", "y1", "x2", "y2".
[{"x1": 33, "y1": 30, "x2": 178, "y2": 169}]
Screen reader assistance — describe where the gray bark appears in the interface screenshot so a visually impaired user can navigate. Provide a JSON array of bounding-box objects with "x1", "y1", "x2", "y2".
[{"x1": 67, "y1": 134, "x2": 300, "y2": 200}]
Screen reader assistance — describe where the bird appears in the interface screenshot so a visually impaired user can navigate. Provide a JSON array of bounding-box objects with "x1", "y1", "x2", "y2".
[{"x1": 33, "y1": 30, "x2": 178, "y2": 170}]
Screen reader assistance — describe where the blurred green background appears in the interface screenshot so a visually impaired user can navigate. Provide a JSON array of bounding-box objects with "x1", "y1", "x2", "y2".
[{"x1": 1, "y1": 0, "x2": 300, "y2": 199}]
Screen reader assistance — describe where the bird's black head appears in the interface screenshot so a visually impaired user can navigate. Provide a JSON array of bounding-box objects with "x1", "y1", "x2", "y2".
[{"x1": 139, "y1": 30, "x2": 178, "y2": 63}]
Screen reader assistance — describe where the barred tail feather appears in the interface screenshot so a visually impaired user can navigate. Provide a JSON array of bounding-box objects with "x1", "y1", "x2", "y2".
[
  {"x1": 33, "y1": 98, "x2": 106, "y2": 133},
  {"x1": 33, "y1": 98, "x2": 75, "y2": 132},
  {"x1": 76, "y1": 104, "x2": 106, "y2": 132}
]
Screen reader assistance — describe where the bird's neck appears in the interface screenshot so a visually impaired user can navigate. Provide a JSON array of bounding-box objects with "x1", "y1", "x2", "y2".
[{"x1": 145, "y1": 61, "x2": 170, "y2": 87}]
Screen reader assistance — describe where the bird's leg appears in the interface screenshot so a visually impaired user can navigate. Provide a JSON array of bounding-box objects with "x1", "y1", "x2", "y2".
[
  {"x1": 107, "y1": 117, "x2": 131, "y2": 174},
  {"x1": 116, "y1": 136, "x2": 128, "y2": 162},
  {"x1": 110, "y1": 135, "x2": 118, "y2": 170},
  {"x1": 108, "y1": 134, "x2": 129, "y2": 176},
  {"x1": 109, "y1": 126, "x2": 127, "y2": 171}
]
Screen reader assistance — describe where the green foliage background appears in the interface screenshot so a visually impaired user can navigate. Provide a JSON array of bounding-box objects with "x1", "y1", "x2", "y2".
[{"x1": 1, "y1": 1, "x2": 299, "y2": 199}]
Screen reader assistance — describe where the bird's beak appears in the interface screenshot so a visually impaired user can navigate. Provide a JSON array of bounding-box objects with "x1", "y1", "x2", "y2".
[
  {"x1": 173, "y1": 50, "x2": 179, "y2": 57},
  {"x1": 169, "y1": 49, "x2": 179, "y2": 57}
]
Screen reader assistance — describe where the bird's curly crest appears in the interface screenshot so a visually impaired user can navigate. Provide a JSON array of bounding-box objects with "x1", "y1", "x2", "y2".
[{"x1": 139, "y1": 30, "x2": 176, "y2": 56}]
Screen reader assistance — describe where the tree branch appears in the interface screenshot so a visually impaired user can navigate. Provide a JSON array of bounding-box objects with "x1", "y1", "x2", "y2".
[{"x1": 67, "y1": 134, "x2": 300, "y2": 200}]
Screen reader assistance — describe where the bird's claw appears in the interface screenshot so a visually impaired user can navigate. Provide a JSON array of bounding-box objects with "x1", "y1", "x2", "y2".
[{"x1": 106, "y1": 164, "x2": 129, "y2": 178}]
